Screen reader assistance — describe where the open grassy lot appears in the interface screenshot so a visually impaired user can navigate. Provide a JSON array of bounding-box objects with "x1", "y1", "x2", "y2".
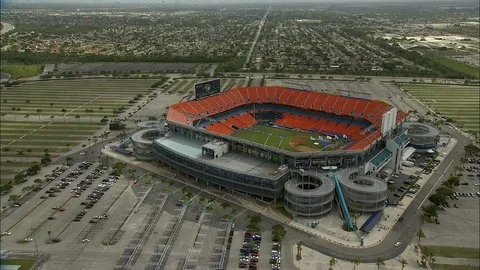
[
  {"x1": 232, "y1": 124, "x2": 345, "y2": 152},
  {"x1": 0, "y1": 64, "x2": 43, "y2": 79},
  {"x1": 430, "y1": 57, "x2": 480, "y2": 79},
  {"x1": 0, "y1": 79, "x2": 155, "y2": 117},
  {"x1": 421, "y1": 246, "x2": 480, "y2": 259},
  {"x1": 400, "y1": 84, "x2": 480, "y2": 135},
  {"x1": 0, "y1": 259, "x2": 37, "y2": 270},
  {"x1": 0, "y1": 121, "x2": 103, "y2": 183},
  {"x1": 0, "y1": 79, "x2": 155, "y2": 184}
]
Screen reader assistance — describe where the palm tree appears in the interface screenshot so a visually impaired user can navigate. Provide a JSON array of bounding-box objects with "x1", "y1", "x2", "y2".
[
  {"x1": 85, "y1": 109, "x2": 94, "y2": 123},
  {"x1": 221, "y1": 202, "x2": 231, "y2": 210},
  {"x1": 376, "y1": 257, "x2": 385, "y2": 270},
  {"x1": 420, "y1": 214, "x2": 427, "y2": 229},
  {"x1": 128, "y1": 168, "x2": 136, "y2": 180},
  {"x1": 24, "y1": 114, "x2": 30, "y2": 122},
  {"x1": 61, "y1": 108, "x2": 67, "y2": 123},
  {"x1": 296, "y1": 241, "x2": 302, "y2": 260},
  {"x1": 352, "y1": 256, "x2": 360, "y2": 270},
  {"x1": 3, "y1": 99, "x2": 6, "y2": 103},
  {"x1": 399, "y1": 259, "x2": 408, "y2": 270},
  {"x1": 16, "y1": 150, "x2": 25, "y2": 162},
  {"x1": 50, "y1": 103, "x2": 54, "y2": 107},
  {"x1": 329, "y1": 257, "x2": 337, "y2": 270},
  {"x1": 75, "y1": 115, "x2": 80, "y2": 122},
  {"x1": 11, "y1": 107, "x2": 17, "y2": 120},
  {"x1": 1, "y1": 113, "x2": 5, "y2": 120},
  {"x1": 49, "y1": 115, "x2": 54, "y2": 122},
  {"x1": 417, "y1": 229, "x2": 425, "y2": 245},
  {"x1": 25, "y1": 100, "x2": 30, "y2": 104},
  {"x1": 454, "y1": 166, "x2": 465, "y2": 176},
  {"x1": 26, "y1": 149, "x2": 32, "y2": 156},
  {"x1": 36, "y1": 109, "x2": 42, "y2": 122}
]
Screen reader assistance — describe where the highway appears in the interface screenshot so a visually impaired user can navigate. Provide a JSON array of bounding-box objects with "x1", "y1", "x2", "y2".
[
  {"x1": 243, "y1": 7, "x2": 270, "y2": 69},
  {"x1": 0, "y1": 21, "x2": 15, "y2": 35}
]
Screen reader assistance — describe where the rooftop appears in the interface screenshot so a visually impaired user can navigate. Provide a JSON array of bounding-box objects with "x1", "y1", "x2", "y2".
[
  {"x1": 394, "y1": 133, "x2": 410, "y2": 146},
  {"x1": 370, "y1": 149, "x2": 392, "y2": 167},
  {"x1": 155, "y1": 134, "x2": 287, "y2": 179}
]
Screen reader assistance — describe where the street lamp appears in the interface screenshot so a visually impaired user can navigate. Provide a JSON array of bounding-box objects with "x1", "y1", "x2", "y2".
[
  {"x1": 153, "y1": 232, "x2": 159, "y2": 256},
  {"x1": 30, "y1": 229, "x2": 39, "y2": 257}
]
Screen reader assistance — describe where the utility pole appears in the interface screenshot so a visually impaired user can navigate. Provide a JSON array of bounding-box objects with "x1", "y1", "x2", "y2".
[{"x1": 31, "y1": 229, "x2": 39, "y2": 257}]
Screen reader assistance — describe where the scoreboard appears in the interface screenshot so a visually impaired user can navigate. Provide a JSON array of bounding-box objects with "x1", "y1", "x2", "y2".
[{"x1": 194, "y1": 79, "x2": 221, "y2": 100}]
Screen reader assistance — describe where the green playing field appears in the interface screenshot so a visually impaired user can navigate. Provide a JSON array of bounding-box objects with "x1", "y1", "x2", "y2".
[{"x1": 232, "y1": 125, "x2": 347, "y2": 152}]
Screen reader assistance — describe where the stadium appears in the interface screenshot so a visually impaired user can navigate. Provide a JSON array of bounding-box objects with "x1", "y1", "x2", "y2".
[{"x1": 140, "y1": 82, "x2": 411, "y2": 223}]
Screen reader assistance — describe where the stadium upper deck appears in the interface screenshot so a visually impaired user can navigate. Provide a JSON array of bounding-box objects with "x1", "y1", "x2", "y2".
[{"x1": 167, "y1": 86, "x2": 409, "y2": 151}]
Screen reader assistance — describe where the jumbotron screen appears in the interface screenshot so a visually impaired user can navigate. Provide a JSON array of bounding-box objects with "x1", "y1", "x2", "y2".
[{"x1": 194, "y1": 79, "x2": 221, "y2": 100}]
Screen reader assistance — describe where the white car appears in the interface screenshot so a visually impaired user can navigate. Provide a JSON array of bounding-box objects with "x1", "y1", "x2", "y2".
[
  {"x1": 1, "y1": 231, "x2": 11, "y2": 236},
  {"x1": 24, "y1": 238, "x2": 33, "y2": 242},
  {"x1": 394, "y1": 241, "x2": 401, "y2": 247}
]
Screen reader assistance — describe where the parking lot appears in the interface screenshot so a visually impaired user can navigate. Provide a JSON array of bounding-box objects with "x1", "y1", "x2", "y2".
[
  {"x1": 421, "y1": 157, "x2": 480, "y2": 249},
  {"x1": 1, "y1": 157, "x2": 295, "y2": 270}
]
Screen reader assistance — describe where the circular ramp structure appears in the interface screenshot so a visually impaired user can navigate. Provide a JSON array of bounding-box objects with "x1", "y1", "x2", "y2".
[{"x1": 284, "y1": 174, "x2": 335, "y2": 217}]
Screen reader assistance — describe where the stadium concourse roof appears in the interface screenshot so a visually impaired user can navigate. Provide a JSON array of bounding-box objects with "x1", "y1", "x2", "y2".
[
  {"x1": 155, "y1": 134, "x2": 285, "y2": 179},
  {"x1": 167, "y1": 86, "x2": 408, "y2": 128}
]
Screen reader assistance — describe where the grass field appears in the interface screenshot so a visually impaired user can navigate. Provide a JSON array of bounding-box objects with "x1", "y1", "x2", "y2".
[
  {"x1": 430, "y1": 57, "x2": 480, "y2": 79},
  {"x1": 0, "y1": 79, "x2": 155, "y2": 184},
  {"x1": 232, "y1": 125, "x2": 346, "y2": 152},
  {"x1": 421, "y1": 245, "x2": 480, "y2": 259},
  {"x1": 0, "y1": 259, "x2": 37, "y2": 269},
  {"x1": 401, "y1": 84, "x2": 480, "y2": 135},
  {"x1": 0, "y1": 64, "x2": 43, "y2": 79},
  {"x1": 430, "y1": 264, "x2": 479, "y2": 270},
  {"x1": 1, "y1": 79, "x2": 155, "y2": 117}
]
